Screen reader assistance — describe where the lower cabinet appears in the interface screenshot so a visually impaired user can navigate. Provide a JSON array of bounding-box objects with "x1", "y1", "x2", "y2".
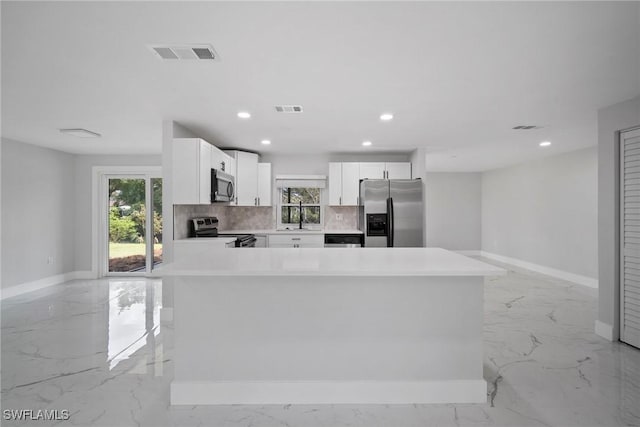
[
  {"x1": 267, "y1": 234, "x2": 324, "y2": 248},
  {"x1": 255, "y1": 235, "x2": 267, "y2": 248}
]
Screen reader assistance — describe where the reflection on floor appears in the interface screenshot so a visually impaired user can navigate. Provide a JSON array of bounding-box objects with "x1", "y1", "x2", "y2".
[{"x1": 1, "y1": 258, "x2": 639, "y2": 427}]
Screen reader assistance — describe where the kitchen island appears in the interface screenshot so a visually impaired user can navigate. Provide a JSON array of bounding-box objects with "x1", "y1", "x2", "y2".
[{"x1": 162, "y1": 248, "x2": 505, "y2": 405}]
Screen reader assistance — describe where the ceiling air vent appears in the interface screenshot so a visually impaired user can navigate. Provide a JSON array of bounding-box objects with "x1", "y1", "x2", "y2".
[
  {"x1": 149, "y1": 44, "x2": 218, "y2": 61},
  {"x1": 512, "y1": 125, "x2": 542, "y2": 130},
  {"x1": 275, "y1": 105, "x2": 303, "y2": 113}
]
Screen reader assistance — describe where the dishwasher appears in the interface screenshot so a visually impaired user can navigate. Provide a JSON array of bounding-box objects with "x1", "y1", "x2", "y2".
[{"x1": 324, "y1": 233, "x2": 363, "y2": 248}]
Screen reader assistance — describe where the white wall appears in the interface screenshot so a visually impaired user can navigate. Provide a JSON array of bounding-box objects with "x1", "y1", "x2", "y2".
[
  {"x1": 411, "y1": 149, "x2": 481, "y2": 251},
  {"x1": 425, "y1": 173, "x2": 481, "y2": 251},
  {"x1": 162, "y1": 121, "x2": 201, "y2": 264},
  {"x1": 1, "y1": 138, "x2": 76, "y2": 289},
  {"x1": 73, "y1": 154, "x2": 161, "y2": 273},
  {"x1": 597, "y1": 95, "x2": 640, "y2": 339},
  {"x1": 482, "y1": 146, "x2": 598, "y2": 280}
]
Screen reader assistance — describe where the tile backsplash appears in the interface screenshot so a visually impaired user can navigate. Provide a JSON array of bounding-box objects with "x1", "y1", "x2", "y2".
[
  {"x1": 174, "y1": 204, "x2": 360, "y2": 239},
  {"x1": 174, "y1": 205, "x2": 274, "y2": 239},
  {"x1": 324, "y1": 206, "x2": 359, "y2": 230}
]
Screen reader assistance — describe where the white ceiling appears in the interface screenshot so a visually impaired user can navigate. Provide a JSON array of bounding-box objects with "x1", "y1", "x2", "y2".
[{"x1": 2, "y1": 1, "x2": 639, "y2": 171}]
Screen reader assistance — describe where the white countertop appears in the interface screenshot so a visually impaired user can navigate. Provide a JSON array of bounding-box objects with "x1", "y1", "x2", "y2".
[
  {"x1": 218, "y1": 229, "x2": 363, "y2": 235},
  {"x1": 161, "y1": 247, "x2": 506, "y2": 277}
]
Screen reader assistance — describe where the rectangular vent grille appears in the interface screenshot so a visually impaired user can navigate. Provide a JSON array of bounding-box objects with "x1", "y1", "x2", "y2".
[
  {"x1": 150, "y1": 44, "x2": 218, "y2": 61},
  {"x1": 512, "y1": 125, "x2": 541, "y2": 130},
  {"x1": 275, "y1": 105, "x2": 303, "y2": 113}
]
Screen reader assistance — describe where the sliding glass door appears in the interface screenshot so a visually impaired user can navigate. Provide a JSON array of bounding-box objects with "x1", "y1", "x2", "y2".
[{"x1": 103, "y1": 173, "x2": 162, "y2": 275}]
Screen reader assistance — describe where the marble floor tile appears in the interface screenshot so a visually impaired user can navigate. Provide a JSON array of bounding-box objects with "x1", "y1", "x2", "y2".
[{"x1": 1, "y1": 259, "x2": 639, "y2": 427}]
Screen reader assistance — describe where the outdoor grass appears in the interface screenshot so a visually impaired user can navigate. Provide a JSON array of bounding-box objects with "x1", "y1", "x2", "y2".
[{"x1": 109, "y1": 243, "x2": 162, "y2": 258}]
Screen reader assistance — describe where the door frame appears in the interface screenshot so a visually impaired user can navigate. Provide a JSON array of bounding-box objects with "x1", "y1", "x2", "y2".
[{"x1": 92, "y1": 166, "x2": 162, "y2": 278}]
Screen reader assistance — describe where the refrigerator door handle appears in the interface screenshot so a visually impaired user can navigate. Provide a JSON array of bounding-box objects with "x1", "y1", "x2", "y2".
[{"x1": 387, "y1": 197, "x2": 394, "y2": 247}]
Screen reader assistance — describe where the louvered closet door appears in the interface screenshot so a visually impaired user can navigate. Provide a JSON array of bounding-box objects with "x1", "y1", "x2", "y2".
[{"x1": 621, "y1": 128, "x2": 640, "y2": 348}]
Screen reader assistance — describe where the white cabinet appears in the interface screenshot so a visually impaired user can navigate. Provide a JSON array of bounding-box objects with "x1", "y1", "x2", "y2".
[
  {"x1": 257, "y1": 163, "x2": 272, "y2": 206},
  {"x1": 359, "y1": 162, "x2": 386, "y2": 180},
  {"x1": 223, "y1": 153, "x2": 235, "y2": 177},
  {"x1": 255, "y1": 235, "x2": 268, "y2": 248},
  {"x1": 268, "y1": 233, "x2": 324, "y2": 248},
  {"x1": 342, "y1": 162, "x2": 360, "y2": 205},
  {"x1": 172, "y1": 138, "x2": 212, "y2": 205},
  {"x1": 329, "y1": 161, "x2": 412, "y2": 206},
  {"x1": 227, "y1": 151, "x2": 258, "y2": 206},
  {"x1": 329, "y1": 162, "x2": 360, "y2": 206},
  {"x1": 225, "y1": 150, "x2": 271, "y2": 206},
  {"x1": 385, "y1": 162, "x2": 412, "y2": 179},
  {"x1": 328, "y1": 163, "x2": 342, "y2": 206},
  {"x1": 359, "y1": 162, "x2": 411, "y2": 180},
  {"x1": 211, "y1": 145, "x2": 234, "y2": 176}
]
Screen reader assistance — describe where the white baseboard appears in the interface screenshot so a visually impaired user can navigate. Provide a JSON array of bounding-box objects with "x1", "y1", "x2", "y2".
[
  {"x1": 170, "y1": 380, "x2": 487, "y2": 405},
  {"x1": 455, "y1": 250, "x2": 482, "y2": 256},
  {"x1": 480, "y1": 251, "x2": 598, "y2": 289},
  {"x1": 595, "y1": 320, "x2": 614, "y2": 341},
  {"x1": 1, "y1": 270, "x2": 94, "y2": 300}
]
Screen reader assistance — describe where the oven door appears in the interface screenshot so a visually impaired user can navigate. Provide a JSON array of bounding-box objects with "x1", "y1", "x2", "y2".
[{"x1": 211, "y1": 169, "x2": 235, "y2": 202}]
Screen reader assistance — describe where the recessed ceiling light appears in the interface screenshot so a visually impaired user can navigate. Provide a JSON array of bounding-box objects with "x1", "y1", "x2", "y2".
[
  {"x1": 539, "y1": 141, "x2": 552, "y2": 147},
  {"x1": 362, "y1": 141, "x2": 372, "y2": 146},
  {"x1": 59, "y1": 128, "x2": 101, "y2": 138},
  {"x1": 237, "y1": 111, "x2": 251, "y2": 119},
  {"x1": 261, "y1": 139, "x2": 271, "y2": 145},
  {"x1": 380, "y1": 113, "x2": 393, "y2": 121}
]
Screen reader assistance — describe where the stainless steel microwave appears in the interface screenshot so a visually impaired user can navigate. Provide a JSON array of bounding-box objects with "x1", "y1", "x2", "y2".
[{"x1": 211, "y1": 169, "x2": 235, "y2": 202}]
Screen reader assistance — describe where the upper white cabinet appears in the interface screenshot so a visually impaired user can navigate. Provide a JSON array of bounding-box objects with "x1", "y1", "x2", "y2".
[
  {"x1": 234, "y1": 151, "x2": 258, "y2": 206},
  {"x1": 359, "y1": 162, "x2": 411, "y2": 180},
  {"x1": 211, "y1": 145, "x2": 234, "y2": 175},
  {"x1": 329, "y1": 161, "x2": 412, "y2": 206},
  {"x1": 225, "y1": 150, "x2": 271, "y2": 206},
  {"x1": 358, "y1": 162, "x2": 386, "y2": 180},
  {"x1": 385, "y1": 162, "x2": 412, "y2": 179},
  {"x1": 172, "y1": 138, "x2": 213, "y2": 205},
  {"x1": 329, "y1": 162, "x2": 360, "y2": 206},
  {"x1": 328, "y1": 163, "x2": 342, "y2": 206},
  {"x1": 342, "y1": 163, "x2": 360, "y2": 204},
  {"x1": 257, "y1": 163, "x2": 272, "y2": 206}
]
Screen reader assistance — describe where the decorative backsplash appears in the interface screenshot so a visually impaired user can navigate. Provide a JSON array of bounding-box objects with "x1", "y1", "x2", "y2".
[
  {"x1": 324, "y1": 206, "x2": 359, "y2": 230},
  {"x1": 174, "y1": 204, "x2": 360, "y2": 239},
  {"x1": 173, "y1": 205, "x2": 274, "y2": 239}
]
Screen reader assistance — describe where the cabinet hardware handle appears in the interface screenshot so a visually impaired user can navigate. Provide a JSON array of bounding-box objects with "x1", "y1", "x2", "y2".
[
  {"x1": 339, "y1": 196, "x2": 342, "y2": 205},
  {"x1": 292, "y1": 238, "x2": 301, "y2": 240}
]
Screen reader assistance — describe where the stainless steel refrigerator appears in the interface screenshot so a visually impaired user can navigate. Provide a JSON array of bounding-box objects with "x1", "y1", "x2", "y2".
[{"x1": 358, "y1": 179, "x2": 424, "y2": 247}]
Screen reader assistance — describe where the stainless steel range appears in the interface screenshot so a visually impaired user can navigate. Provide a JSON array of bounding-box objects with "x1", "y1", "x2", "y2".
[{"x1": 190, "y1": 217, "x2": 256, "y2": 248}]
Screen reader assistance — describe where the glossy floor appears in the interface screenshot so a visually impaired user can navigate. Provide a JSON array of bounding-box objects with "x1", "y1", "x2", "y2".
[{"x1": 1, "y1": 259, "x2": 639, "y2": 427}]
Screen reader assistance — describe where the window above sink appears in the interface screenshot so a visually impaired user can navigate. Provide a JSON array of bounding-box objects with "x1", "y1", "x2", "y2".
[
  {"x1": 275, "y1": 175, "x2": 326, "y2": 231},
  {"x1": 278, "y1": 187, "x2": 322, "y2": 230}
]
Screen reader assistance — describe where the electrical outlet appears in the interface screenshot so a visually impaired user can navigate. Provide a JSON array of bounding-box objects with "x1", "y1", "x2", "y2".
[
  {"x1": 336, "y1": 214, "x2": 343, "y2": 221},
  {"x1": 47, "y1": 256, "x2": 54, "y2": 265}
]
